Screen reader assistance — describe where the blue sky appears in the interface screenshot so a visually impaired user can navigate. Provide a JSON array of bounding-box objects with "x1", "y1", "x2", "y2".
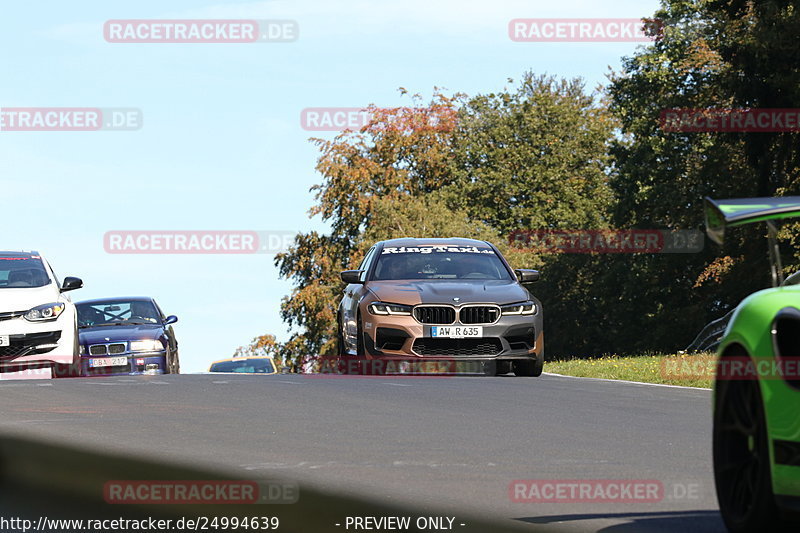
[{"x1": 0, "y1": 0, "x2": 661, "y2": 372}]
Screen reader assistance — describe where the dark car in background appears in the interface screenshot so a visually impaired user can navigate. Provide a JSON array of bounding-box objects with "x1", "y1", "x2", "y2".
[
  {"x1": 76, "y1": 297, "x2": 179, "y2": 376},
  {"x1": 208, "y1": 356, "x2": 278, "y2": 375}
]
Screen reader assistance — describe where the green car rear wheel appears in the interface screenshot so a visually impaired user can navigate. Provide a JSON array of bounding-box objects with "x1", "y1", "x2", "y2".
[{"x1": 714, "y1": 369, "x2": 785, "y2": 532}]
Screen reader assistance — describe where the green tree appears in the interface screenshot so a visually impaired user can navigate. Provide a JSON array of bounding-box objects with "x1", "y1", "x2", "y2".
[{"x1": 449, "y1": 73, "x2": 616, "y2": 234}]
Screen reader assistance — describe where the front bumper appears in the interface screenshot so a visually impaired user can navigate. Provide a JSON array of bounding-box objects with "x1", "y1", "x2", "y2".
[
  {"x1": 80, "y1": 350, "x2": 168, "y2": 376},
  {"x1": 360, "y1": 313, "x2": 543, "y2": 361},
  {"x1": 0, "y1": 312, "x2": 77, "y2": 372}
]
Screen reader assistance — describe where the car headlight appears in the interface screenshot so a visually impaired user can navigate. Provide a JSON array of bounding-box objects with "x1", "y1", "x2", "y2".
[
  {"x1": 129, "y1": 340, "x2": 164, "y2": 352},
  {"x1": 368, "y1": 302, "x2": 412, "y2": 316},
  {"x1": 79, "y1": 345, "x2": 86, "y2": 355},
  {"x1": 501, "y1": 301, "x2": 537, "y2": 316},
  {"x1": 24, "y1": 302, "x2": 66, "y2": 322}
]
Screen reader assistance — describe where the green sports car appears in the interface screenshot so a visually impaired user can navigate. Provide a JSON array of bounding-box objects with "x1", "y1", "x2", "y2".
[{"x1": 705, "y1": 196, "x2": 800, "y2": 532}]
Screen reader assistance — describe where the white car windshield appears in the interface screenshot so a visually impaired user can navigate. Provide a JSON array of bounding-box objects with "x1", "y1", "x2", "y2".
[{"x1": 0, "y1": 255, "x2": 51, "y2": 289}]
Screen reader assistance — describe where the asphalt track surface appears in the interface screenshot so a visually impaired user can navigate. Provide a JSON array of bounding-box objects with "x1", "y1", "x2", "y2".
[{"x1": 0, "y1": 372, "x2": 725, "y2": 532}]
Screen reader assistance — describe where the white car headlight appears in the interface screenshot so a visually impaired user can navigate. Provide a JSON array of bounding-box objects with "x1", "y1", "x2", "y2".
[
  {"x1": 368, "y1": 302, "x2": 412, "y2": 316},
  {"x1": 129, "y1": 340, "x2": 164, "y2": 352},
  {"x1": 24, "y1": 302, "x2": 66, "y2": 321},
  {"x1": 501, "y1": 301, "x2": 537, "y2": 316}
]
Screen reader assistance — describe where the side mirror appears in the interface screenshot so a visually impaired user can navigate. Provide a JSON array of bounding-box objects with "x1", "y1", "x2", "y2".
[
  {"x1": 61, "y1": 277, "x2": 83, "y2": 292},
  {"x1": 340, "y1": 270, "x2": 364, "y2": 284},
  {"x1": 515, "y1": 269, "x2": 540, "y2": 283},
  {"x1": 164, "y1": 315, "x2": 178, "y2": 325}
]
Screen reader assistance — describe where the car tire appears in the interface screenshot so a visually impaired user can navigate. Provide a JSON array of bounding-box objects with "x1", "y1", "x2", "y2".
[
  {"x1": 513, "y1": 357, "x2": 543, "y2": 377},
  {"x1": 54, "y1": 334, "x2": 81, "y2": 378},
  {"x1": 336, "y1": 316, "x2": 346, "y2": 357},
  {"x1": 167, "y1": 348, "x2": 180, "y2": 374},
  {"x1": 339, "y1": 312, "x2": 367, "y2": 375},
  {"x1": 713, "y1": 358, "x2": 787, "y2": 533},
  {"x1": 333, "y1": 314, "x2": 350, "y2": 375},
  {"x1": 356, "y1": 312, "x2": 365, "y2": 358},
  {"x1": 53, "y1": 362, "x2": 79, "y2": 378}
]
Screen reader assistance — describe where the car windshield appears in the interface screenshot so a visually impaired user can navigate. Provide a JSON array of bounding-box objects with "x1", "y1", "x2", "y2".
[
  {"x1": 209, "y1": 358, "x2": 275, "y2": 374},
  {"x1": 77, "y1": 300, "x2": 160, "y2": 328},
  {"x1": 0, "y1": 256, "x2": 51, "y2": 289},
  {"x1": 372, "y1": 246, "x2": 512, "y2": 280}
]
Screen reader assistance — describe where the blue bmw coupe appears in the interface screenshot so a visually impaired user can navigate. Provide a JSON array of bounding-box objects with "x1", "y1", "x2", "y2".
[{"x1": 76, "y1": 297, "x2": 179, "y2": 376}]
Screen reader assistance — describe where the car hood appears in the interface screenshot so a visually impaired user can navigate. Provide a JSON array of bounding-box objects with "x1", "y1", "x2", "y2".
[
  {"x1": 79, "y1": 324, "x2": 163, "y2": 344},
  {"x1": 366, "y1": 280, "x2": 529, "y2": 305},
  {"x1": 0, "y1": 284, "x2": 61, "y2": 312}
]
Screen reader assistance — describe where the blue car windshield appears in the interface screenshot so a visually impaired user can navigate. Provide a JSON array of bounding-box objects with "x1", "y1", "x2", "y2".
[{"x1": 77, "y1": 300, "x2": 160, "y2": 328}]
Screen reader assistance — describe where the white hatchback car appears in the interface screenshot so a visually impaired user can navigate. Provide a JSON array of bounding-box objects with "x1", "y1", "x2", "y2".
[{"x1": 0, "y1": 251, "x2": 83, "y2": 378}]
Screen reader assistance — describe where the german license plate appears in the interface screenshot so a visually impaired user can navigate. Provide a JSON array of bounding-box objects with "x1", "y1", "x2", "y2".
[
  {"x1": 0, "y1": 336, "x2": 9, "y2": 347},
  {"x1": 89, "y1": 356, "x2": 127, "y2": 368},
  {"x1": 430, "y1": 326, "x2": 482, "y2": 338}
]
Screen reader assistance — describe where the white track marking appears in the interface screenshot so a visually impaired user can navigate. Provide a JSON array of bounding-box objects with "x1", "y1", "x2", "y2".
[{"x1": 542, "y1": 372, "x2": 711, "y2": 391}]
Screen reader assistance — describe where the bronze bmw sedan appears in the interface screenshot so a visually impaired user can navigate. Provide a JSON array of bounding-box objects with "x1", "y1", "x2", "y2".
[{"x1": 336, "y1": 238, "x2": 543, "y2": 376}]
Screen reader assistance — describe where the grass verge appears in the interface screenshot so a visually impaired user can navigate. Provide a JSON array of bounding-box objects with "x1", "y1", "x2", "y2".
[{"x1": 545, "y1": 353, "x2": 714, "y2": 389}]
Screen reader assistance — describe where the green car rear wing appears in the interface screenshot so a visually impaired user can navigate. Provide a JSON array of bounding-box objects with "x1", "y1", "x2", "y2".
[
  {"x1": 705, "y1": 196, "x2": 800, "y2": 286},
  {"x1": 704, "y1": 196, "x2": 800, "y2": 245}
]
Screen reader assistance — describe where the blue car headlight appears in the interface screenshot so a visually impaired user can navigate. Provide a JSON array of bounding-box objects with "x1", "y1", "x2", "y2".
[{"x1": 130, "y1": 340, "x2": 164, "y2": 352}]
